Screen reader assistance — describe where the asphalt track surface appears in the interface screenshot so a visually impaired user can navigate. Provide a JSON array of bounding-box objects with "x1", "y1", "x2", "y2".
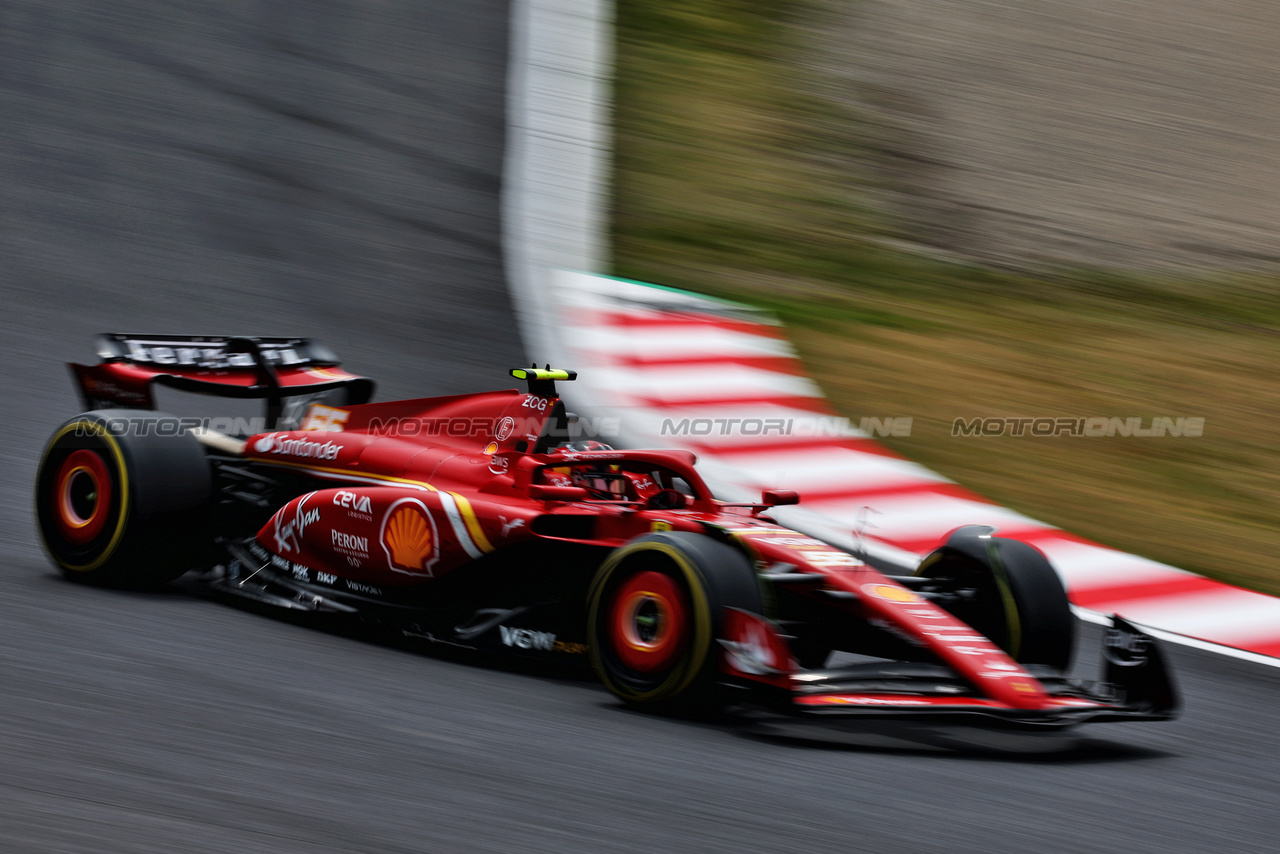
[{"x1": 3, "y1": 4, "x2": 1280, "y2": 853}]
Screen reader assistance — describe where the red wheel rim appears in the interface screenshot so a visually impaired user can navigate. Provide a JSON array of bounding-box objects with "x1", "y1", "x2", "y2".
[
  {"x1": 53, "y1": 450, "x2": 113, "y2": 545},
  {"x1": 609, "y1": 570, "x2": 689, "y2": 672}
]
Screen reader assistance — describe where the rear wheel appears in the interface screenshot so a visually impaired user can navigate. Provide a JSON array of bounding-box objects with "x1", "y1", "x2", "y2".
[
  {"x1": 915, "y1": 525, "x2": 1074, "y2": 670},
  {"x1": 35, "y1": 411, "x2": 214, "y2": 588},
  {"x1": 587, "y1": 532, "x2": 763, "y2": 712}
]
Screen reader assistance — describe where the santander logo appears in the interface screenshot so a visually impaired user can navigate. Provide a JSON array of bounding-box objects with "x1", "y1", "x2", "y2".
[{"x1": 252, "y1": 432, "x2": 342, "y2": 461}]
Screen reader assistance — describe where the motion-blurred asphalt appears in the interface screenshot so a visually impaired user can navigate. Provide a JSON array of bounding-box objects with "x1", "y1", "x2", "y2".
[{"x1": 2, "y1": 3, "x2": 1280, "y2": 852}]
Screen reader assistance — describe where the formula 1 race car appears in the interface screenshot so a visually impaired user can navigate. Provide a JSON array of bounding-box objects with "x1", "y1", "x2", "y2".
[{"x1": 35, "y1": 335, "x2": 1178, "y2": 729}]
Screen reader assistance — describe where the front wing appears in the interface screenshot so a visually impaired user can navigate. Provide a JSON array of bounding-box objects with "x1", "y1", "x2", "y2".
[{"x1": 722, "y1": 611, "x2": 1178, "y2": 729}]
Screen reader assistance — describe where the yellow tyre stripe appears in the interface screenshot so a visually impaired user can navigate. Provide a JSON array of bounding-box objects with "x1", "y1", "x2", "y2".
[
  {"x1": 38, "y1": 421, "x2": 130, "y2": 573},
  {"x1": 589, "y1": 541, "x2": 712, "y2": 703}
]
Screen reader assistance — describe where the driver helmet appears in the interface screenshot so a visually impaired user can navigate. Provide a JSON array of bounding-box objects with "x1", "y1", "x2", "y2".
[{"x1": 552, "y1": 441, "x2": 621, "y2": 496}]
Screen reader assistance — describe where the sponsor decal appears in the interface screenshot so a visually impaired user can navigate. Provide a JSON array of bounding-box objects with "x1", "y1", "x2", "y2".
[
  {"x1": 982, "y1": 661, "x2": 1021, "y2": 672},
  {"x1": 82, "y1": 376, "x2": 150, "y2": 405},
  {"x1": 499, "y1": 516, "x2": 526, "y2": 537},
  {"x1": 733, "y1": 532, "x2": 861, "y2": 567},
  {"x1": 863, "y1": 583, "x2": 921, "y2": 604},
  {"x1": 905, "y1": 608, "x2": 947, "y2": 619},
  {"x1": 121, "y1": 339, "x2": 305, "y2": 369},
  {"x1": 521, "y1": 394, "x2": 550, "y2": 411},
  {"x1": 489, "y1": 454, "x2": 510, "y2": 475},
  {"x1": 553, "y1": 640, "x2": 588, "y2": 655},
  {"x1": 270, "y1": 434, "x2": 342, "y2": 461},
  {"x1": 1009, "y1": 680, "x2": 1040, "y2": 694},
  {"x1": 380, "y1": 498, "x2": 440, "y2": 576},
  {"x1": 950, "y1": 646, "x2": 993, "y2": 657},
  {"x1": 344, "y1": 579, "x2": 382, "y2": 596},
  {"x1": 333, "y1": 490, "x2": 374, "y2": 520},
  {"x1": 650, "y1": 520, "x2": 674, "y2": 532},
  {"x1": 331, "y1": 529, "x2": 370, "y2": 564},
  {"x1": 301, "y1": 404, "x2": 350, "y2": 432},
  {"x1": 316, "y1": 571, "x2": 338, "y2": 585},
  {"x1": 274, "y1": 494, "x2": 319, "y2": 553},
  {"x1": 746, "y1": 534, "x2": 828, "y2": 548},
  {"x1": 560, "y1": 451, "x2": 624, "y2": 462},
  {"x1": 252, "y1": 432, "x2": 343, "y2": 461},
  {"x1": 499, "y1": 626, "x2": 556, "y2": 651},
  {"x1": 805, "y1": 551, "x2": 860, "y2": 567},
  {"x1": 496, "y1": 416, "x2": 516, "y2": 441},
  {"x1": 483, "y1": 442, "x2": 499, "y2": 455},
  {"x1": 921, "y1": 627, "x2": 988, "y2": 643}
]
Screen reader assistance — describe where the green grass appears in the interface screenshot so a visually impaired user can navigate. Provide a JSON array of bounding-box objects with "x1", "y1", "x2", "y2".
[{"x1": 610, "y1": 0, "x2": 1280, "y2": 595}]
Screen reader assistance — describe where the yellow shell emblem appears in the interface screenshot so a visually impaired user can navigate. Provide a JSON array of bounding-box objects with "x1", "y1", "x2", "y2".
[
  {"x1": 383, "y1": 504, "x2": 435, "y2": 572},
  {"x1": 865, "y1": 583, "x2": 921, "y2": 604}
]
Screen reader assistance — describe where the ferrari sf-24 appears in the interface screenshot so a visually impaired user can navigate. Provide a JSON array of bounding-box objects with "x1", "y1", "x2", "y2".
[{"x1": 35, "y1": 335, "x2": 1178, "y2": 729}]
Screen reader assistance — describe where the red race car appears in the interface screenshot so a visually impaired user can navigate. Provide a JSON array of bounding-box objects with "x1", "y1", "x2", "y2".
[{"x1": 36, "y1": 335, "x2": 1177, "y2": 729}]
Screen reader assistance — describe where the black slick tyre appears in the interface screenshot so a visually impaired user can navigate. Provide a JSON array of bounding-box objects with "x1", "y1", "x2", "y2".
[
  {"x1": 587, "y1": 531, "x2": 763, "y2": 713},
  {"x1": 35, "y1": 410, "x2": 214, "y2": 588},
  {"x1": 915, "y1": 525, "x2": 1074, "y2": 670}
]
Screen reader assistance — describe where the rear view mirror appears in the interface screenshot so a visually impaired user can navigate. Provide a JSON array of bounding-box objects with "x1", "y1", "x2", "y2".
[{"x1": 762, "y1": 489, "x2": 800, "y2": 506}]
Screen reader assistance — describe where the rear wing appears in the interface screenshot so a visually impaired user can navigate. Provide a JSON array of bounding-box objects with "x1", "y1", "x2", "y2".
[{"x1": 70, "y1": 334, "x2": 375, "y2": 426}]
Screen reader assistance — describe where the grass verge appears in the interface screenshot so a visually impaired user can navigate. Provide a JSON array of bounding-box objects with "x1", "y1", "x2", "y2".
[{"x1": 610, "y1": 0, "x2": 1280, "y2": 595}]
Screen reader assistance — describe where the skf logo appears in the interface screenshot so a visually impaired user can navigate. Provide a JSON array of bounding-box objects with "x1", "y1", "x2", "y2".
[{"x1": 380, "y1": 498, "x2": 439, "y2": 576}]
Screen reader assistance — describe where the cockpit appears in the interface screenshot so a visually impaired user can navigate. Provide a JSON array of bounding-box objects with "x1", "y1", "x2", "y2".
[{"x1": 538, "y1": 441, "x2": 700, "y2": 510}]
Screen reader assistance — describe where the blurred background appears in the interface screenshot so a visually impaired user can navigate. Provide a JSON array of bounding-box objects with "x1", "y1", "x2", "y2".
[
  {"x1": 4, "y1": 2, "x2": 1280, "y2": 852},
  {"x1": 610, "y1": 0, "x2": 1280, "y2": 594}
]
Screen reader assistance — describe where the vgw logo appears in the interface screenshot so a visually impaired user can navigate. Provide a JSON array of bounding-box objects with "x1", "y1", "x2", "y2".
[{"x1": 499, "y1": 626, "x2": 555, "y2": 651}]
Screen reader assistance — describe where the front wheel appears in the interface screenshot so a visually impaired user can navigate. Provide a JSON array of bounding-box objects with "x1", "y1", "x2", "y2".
[
  {"x1": 35, "y1": 410, "x2": 214, "y2": 588},
  {"x1": 587, "y1": 531, "x2": 763, "y2": 712},
  {"x1": 915, "y1": 525, "x2": 1075, "y2": 671}
]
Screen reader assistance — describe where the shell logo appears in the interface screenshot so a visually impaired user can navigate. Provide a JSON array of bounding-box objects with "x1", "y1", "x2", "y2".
[
  {"x1": 380, "y1": 498, "x2": 439, "y2": 575},
  {"x1": 863, "y1": 583, "x2": 921, "y2": 604}
]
